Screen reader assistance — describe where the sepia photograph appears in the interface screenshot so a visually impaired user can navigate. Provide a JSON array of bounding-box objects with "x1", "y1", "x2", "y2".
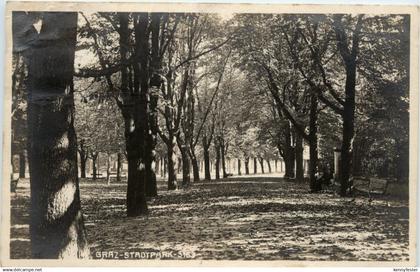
[{"x1": 1, "y1": 2, "x2": 418, "y2": 266}]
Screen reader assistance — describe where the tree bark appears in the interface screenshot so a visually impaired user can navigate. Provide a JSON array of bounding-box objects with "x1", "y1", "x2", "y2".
[
  {"x1": 254, "y1": 157, "x2": 257, "y2": 174},
  {"x1": 237, "y1": 159, "x2": 242, "y2": 176},
  {"x1": 106, "y1": 154, "x2": 111, "y2": 185},
  {"x1": 23, "y1": 12, "x2": 89, "y2": 258},
  {"x1": 79, "y1": 149, "x2": 87, "y2": 179},
  {"x1": 144, "y1": 13, "x2": 162, "y2": 197},
  {"x1": 80, "y1": 155, "x2": 87, "y2": 179},
  {"x1": 163, "y1": 158, "x2": 167, "y2": 178},
  {"x1": 221, "y1": 140, "x2": 227, "y2": 178},
  {"x1": 178, "y1": 141, "x2": 191, "y2": 187},
  {"x1": 267, "y1": 159, "x2": 272, "y2": 173},
  {"x1": 333, "y1": 15, "x2": 362, "y2": 196},
  {"x1": 91, "y1": 153, "x2": 98, "y2": 180},
  {"x1": 295, "y1": 133, "x2": 304, "y2": 182},
  {"x1": 244, "y1": 157, "x2": 250, "y2": 175},
  {"x1": 126, "y1": 146, "x2": 148, "y2": 216},
  {"x1": 120, "y1": 12, "x2": 149, "y2": 216},
  {"x1": 203, "y1": 138, "x2": 211, "y2": 180},
  {"x1": 166, "y1": 137, "x2": 177, "y2": 190},
  {"x1": 215, "y1": 144, "x2": 221, "y2": 180},
  {"x1": 309, "y1": 92, "x2": 320, "y2": 192},
  {"x1": 190, "y1": 150, "x2": 200, "y2": 181},
  {"x1": 258, "y1": 157, "x2": 265, "y2": 174},
  {"x1": 116, "y1": 153, "x2": 122, "y2": 182},
  {"x1": 283, "y1": 123, "x2": 295, "y2": 179}
]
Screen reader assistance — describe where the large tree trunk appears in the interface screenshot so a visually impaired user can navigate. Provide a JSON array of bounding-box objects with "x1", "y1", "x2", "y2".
[
  {"x1": 19, "y1": 151, "x2": 26, "y2": 178},
  {"x1": 178, "y1": 142, "x2": 190, "y2": 187},
  {"x1": 23, "y1": 12, "x2": 89, "y2": 258},
  {"x1": 167, "y1": 137, "x2": 177, "y2": 190},
  {"x1": 126, "y1": 146, "x2": 148, "y2": 216},
  {"x1": 244, "y1": 157, "x2": 250, "y2": 175},
  {"x1": 145, "y1": 144, "x2": 158, "y2": 197},
  {"x1": 122, "y1": 13, "x2": 149, "y2": 216},
  {"x1": 190, "y1": 149, "x2": 200, "y2": 181},
  {"x1": 145, "y1": 154, "x2": 158, "y2": 197},
  {"x1": 145, "y1": 14, "x2": 162, "y2": 197},
  {"x1": 182, "y1": 152, "x2": 190, "y2": 187},
  {"x1": 309, "y1": 93, "x2": 320, "y2": 192},
  {"x1": 237, "y1": 159, "x2": 242, "y2": 176},
  {"x1": 295, "y1": 133, "x2": 304, "y2": 182},
  {"x1": 333, "y1": 15, "x2": 361, "y2": 196},
  {"x1": 283, "y1": 123, "x2": 295, "y2": 179}
]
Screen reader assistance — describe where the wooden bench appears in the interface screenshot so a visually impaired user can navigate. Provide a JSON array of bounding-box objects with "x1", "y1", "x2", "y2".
[{"x1": 352, "y1": 176, "x2": 389, "y2": 196}]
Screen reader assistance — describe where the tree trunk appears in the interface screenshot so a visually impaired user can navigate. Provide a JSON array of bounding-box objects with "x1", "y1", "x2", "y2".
[
  {"x1": 106, "y1": 154, "x2": 111, "y2": 185},
  {"x1": 166, "y1": 137, "x2": 177, "y2": 190},
  {"x1": 145, "y1": 157, "x2": 158, "y2": 197},
  {"x1": 275, "y1": 159, "x2": 278, "y2": 172},
  {"x1": 190, "y1": 150, "x2": 200, "y2": 181},
  {"x1": 143, "y1": 12, "x2": 163, "y2": 197},
  {"x1": 244, "y1": 157, "x2": 249, "y2": 175},
  {"x1": 79, "y1": 152, "x2": 87, "y2": 179},
  {"x1": 126, "y1": 147, "x2": 148, "y2": 216},
  {"x1": 19, "y1": 151, "x2": 26, "y2": 178},
  {"x1": 283, "y1": 123, "x2": 295, "y2": 179},
  {"x1": 177, "y1": 157, "x2": 182, "y2": 174},
  {"x1": 258, "y1": 158, "x2": 265, "y2": 174},
  {"x1": 221, "y1": 141, "x2": 227, "y2": 178},
  {"x1": 333, "y1": 15, "x2": 361, "y2": 196},
  {"x1": 124, "y1": 12, "x2": 151, "y2": 215},
  {"x1": 116, "y1": 153, "x2": 122, "y2": 182},
  {"x1": 309, "y1": 92, "x2": 320, "y2": 192},
  {"x1": 295, "y1": 133, "x2": 304, "y2": 182},
  {"x1": 237, "y1": 159, "x2": 242, "y2": 176},
  {"x1": 215, "y1": 144, "x2": 220, "y2": 180},
  {"x1": 267, "y1": 159, "x2": 272, "y2": 173},
  {"x1": 163, "y1": 158, "x2": 167, "y2": 178},
  {"x1": 23, "y1": 12, "x2": 89, "y2": 258},
  {"x1": 254, "y1": 157, "x2": 257, "y2": 174},
  {"x1": 203, "y1": 143, "x2": 211, "y2": 180},
  {"x1": 145, "y1": 150, "x2": 158, "y2": 197},
  {"x1": 179, "y1": 144, "x2": 190, "y2": 187},
  {"x1": 92, "y1": 153, "x2": 98, "y2": 180}
]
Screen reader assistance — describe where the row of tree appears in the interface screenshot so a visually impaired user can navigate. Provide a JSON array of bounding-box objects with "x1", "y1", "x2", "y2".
[{"x1": 11, "y1": 11, "x2": 409, "y2": 258}]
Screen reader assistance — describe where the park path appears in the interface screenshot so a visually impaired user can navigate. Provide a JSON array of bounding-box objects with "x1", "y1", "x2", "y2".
[{"x1": 10, "y1": 175, "x2": 409, "y2": 261}]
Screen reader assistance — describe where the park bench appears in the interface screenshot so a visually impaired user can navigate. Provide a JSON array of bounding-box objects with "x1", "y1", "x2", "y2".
[{"x1": 352, "y1": 176, "x2": 389, "y2": 196}]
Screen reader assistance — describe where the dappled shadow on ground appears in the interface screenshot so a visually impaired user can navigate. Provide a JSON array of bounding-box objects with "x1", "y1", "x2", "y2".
[{"x1": 10, "y1": 176, "x2": 409, "y2": 261}]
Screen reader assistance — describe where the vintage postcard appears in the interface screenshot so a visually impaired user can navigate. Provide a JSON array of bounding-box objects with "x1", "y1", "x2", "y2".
[{"x1": 1, "y1": 1, "x2": 418, "y2": 267}]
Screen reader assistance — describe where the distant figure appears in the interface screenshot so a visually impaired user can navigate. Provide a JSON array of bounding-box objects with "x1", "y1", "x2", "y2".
[{"x1": 316, "y1": 162, "x2": 333, "y2": 189}]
